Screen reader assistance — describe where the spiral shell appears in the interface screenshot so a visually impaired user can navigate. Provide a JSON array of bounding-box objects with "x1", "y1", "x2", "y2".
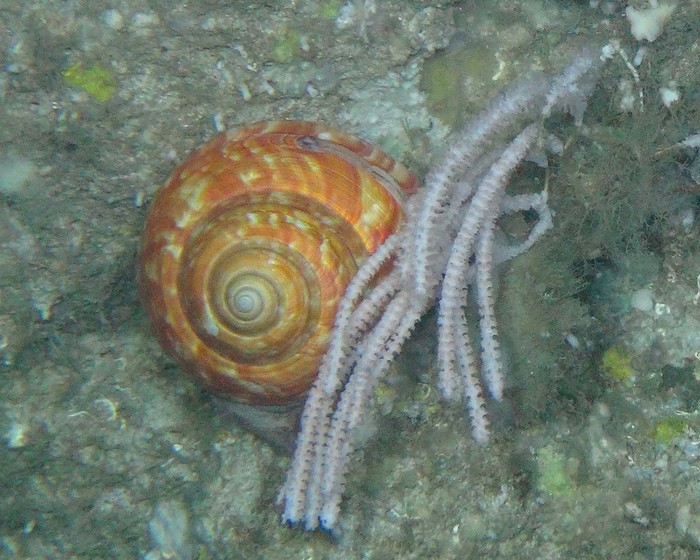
[{"x1": 140, "y1": 120, "x2": 418, "y2": 406}]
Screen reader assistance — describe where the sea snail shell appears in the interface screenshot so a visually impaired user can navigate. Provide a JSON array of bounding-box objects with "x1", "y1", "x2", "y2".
[{"x1": 139, "y1": 120, "x2": 418, "y2": 408}]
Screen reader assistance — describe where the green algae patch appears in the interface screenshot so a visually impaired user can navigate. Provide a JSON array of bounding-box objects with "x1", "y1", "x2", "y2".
[
  {"x1": 536, "y1": 445, "x2": 575, "y2": 500},
  {"x1": 63, "y1": 63, "x2": 116, "y2": 102},
  {"x1": 318, "y1": 0, "x2": 343, "y2": 19},
  {"x1": 420, "y1": 47, "x2": 497, "y2": 128},
  {"x1": 272, "y1": 29, "x2": 301, "y2": 63},
  {"x1": 601, "y1": 346, "x2": 635, "y2": 382},
  {"x1": 649, "y1": 417, "x2": 687, "y2": 445}
]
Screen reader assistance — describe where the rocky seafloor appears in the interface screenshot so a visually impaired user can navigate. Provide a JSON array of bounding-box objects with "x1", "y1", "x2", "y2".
[{"x1": 1, "y1": 1, "x2": 700, "y2": 558}]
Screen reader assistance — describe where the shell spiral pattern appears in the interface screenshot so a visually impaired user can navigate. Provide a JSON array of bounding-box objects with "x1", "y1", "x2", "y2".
[{"x1": 140, "y1": 120, "x2": 418, "y2": 406}]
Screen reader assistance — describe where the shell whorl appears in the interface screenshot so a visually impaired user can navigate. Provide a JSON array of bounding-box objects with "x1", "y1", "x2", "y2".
[{"x1": 140, "y1": 120, "x2": 418, "y2": 405}]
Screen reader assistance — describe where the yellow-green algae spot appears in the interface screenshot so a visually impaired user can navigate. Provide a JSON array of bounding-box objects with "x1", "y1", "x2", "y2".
[
  {"x1": 272, "y1": 29, "x2": 301, "y2": 63},
  {"x1": 420, "y1": 47, "x2": 498, "y2": 128},
  {"x1": 373, "y1": 383, "x2": 397, "y2": 416},
  {"x1": 319, "y1": 0, "x2": 343, "y2": 19},
  {"x1": 63, "y1": 63, "x2": 116, "y2": 102},
  {"x1": 649, "y1": 417, "x2": 687, "y2": 444},
  {"x1": 601, "y1": 346, "x2": 635, "y2": 382},
  {"x1": 536, "y1": 445, "x2": 575, "y2": 499}
]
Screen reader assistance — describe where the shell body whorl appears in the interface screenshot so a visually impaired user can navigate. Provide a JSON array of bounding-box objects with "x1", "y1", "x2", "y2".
[{"x1": 140, "y1": 120, "x2": 418, "y2": 406}]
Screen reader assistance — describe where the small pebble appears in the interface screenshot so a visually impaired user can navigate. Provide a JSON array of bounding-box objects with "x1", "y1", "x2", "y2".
[
  {"x1": 147, "y1": 500, "x2": 192, "y2": 559},
  {"x1": 6, "y1": 422, "x2": 28, "y2": 448},
  {"x1": 630, "y1": 288, "x2": 654, "y2": 312},
  {"x1": 102, "y1": 9, "x2": 125, "y2": 30},
  {"x1": 684, "y1": 442, "x2": 700, "y2": 459}
]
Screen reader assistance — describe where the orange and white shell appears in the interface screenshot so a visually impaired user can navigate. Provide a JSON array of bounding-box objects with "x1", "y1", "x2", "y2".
[{"x1": 139, "y1": 120, "x2": 418, "y2": 406}]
